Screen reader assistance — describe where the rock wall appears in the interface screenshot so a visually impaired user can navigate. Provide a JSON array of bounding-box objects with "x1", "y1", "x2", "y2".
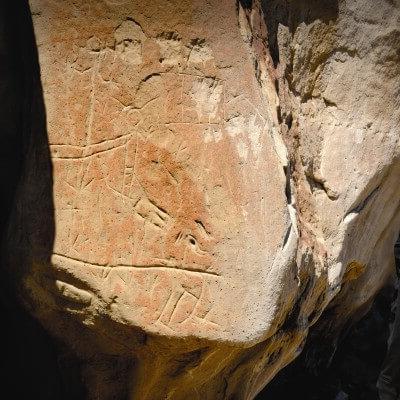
[{"x1": 4, "y1": 0, "x2": 400, "y2": 399}]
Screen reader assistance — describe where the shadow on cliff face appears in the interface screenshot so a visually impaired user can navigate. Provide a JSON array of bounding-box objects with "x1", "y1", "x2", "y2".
[
  {"x1": 257, "y1": 285, "x2": 394, "y2": 400},
  {"x1": 0, "y1": 2, "x2": 85, "y2": 399},
  {"x1": 238, "y1": 0, "x2": 339, "y2": 66},
  {"x1": 262, "y1": 0, "x2": 339, "y2": 66}
]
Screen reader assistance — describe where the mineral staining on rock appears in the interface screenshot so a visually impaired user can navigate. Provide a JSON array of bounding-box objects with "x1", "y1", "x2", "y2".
[{"x1": 6, "y1": 0, "x2": 400, "y2": 399}]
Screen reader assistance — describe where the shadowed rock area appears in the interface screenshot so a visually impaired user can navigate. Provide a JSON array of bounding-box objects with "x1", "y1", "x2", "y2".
[{"x1": 257, "y1": 285, "x2": 395, "y2": 399}]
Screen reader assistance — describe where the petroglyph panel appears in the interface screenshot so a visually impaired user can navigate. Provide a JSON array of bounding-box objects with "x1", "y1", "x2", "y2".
[{"x1": 23, "y1": 0, "x2": 292, "y2": 343}]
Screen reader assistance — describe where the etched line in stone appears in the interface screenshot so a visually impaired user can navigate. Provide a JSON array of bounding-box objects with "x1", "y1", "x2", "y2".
[
  {"x1": 115, "y1": 263, "x2": 220, "y2": 276},
  {"x1": 51, "y1": 133, "x2": 133, "y2": 159},
  {"x1": 156, "y1": 290, "x2": 173, "y2": 322},
  {"x1": 178, "y1": 291, "x2": 202, "y2": 324},
  {"x1": 51, "y1": 253, "x2": 220, "y2": 277},
  {"x1": 85, "y1": 51, "x2": 102, "y2": 146},
  {"x1": 167, "y1": 291, "x2": 186, "y2": 323}
]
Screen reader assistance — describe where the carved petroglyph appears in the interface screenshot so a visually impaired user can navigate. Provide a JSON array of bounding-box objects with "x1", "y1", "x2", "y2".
[
  {"x1": 190, "y1": 77, "x2": 223, "y2": 123},
  {"x1": 52, "y1": 135, "x2": 219, "y2": 273},
  {"x1": 187, "y1": 39, "x2": 214, "y2": 65},
  {"x1": 156, "y1": 32, "x2": 215, "y2": 70},
  {"x1": 156, "y1": 32, "x2": 184, "y2": 66},
  {"x1": 50, "y1": 253, "x2": 220, "y2": 277},
  {"x1": 47, "y1": 253, "x2": 219, "y2": 331},
  {"x1": 114, "y1": 19, "x2": 146, "y2": 65},
  {"x1": 225, "y1": 113, "x2": 267, "y2": 161}
]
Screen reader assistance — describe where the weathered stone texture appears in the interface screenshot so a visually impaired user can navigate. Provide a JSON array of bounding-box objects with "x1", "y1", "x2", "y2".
[{"x1": 4, "y1": 0, "x2": 400, "y2": 399}]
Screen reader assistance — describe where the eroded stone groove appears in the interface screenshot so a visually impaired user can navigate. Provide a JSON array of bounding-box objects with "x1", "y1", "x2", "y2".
[{"x1": 3, "y1": 0, "x2": 400, "y2": 399}]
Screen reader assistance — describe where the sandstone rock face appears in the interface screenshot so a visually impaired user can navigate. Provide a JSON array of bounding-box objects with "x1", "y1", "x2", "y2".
[{"x1": 4, "y1": 0, "x2": 400, "y2": 399}]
